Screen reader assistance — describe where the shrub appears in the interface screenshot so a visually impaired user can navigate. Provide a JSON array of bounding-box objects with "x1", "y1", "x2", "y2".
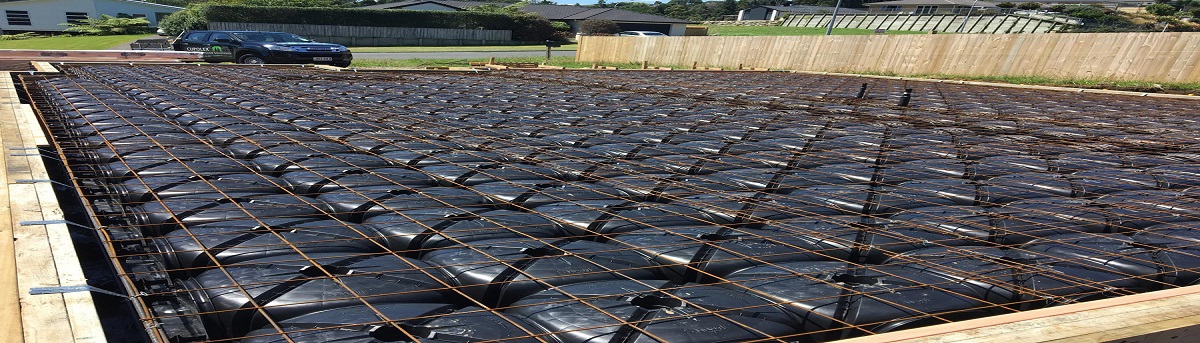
[
  {"x1": 1046, "y1": 4, "x2": 1068, "y2": 12},
  {"x1": 996, "y1": 2, "x2": 1016, "y2": 8},
  {"x1": 508, "y1": 14, "x2": 558, "y2": 41},
  {"x1": 1016, "y1": 2, "x2": 1042, "y2": 10},
  {"x1": 0, "y1": 32, "x2": 41, "y2": 40},
  {"x1": 62, "y1": 14, "x2": 151, "y2": 35},
  {"x1": 202, "y1": 5, "x2": 518, "y2": 29},
  {"x1": 157, "y1": 7, "x2": 209, "y2": 36},
  {"x1": 580, "y1": 19, "x2": 620, "y2": 34},
  {"x1": 1146, "y1": 3, "x2": 1178, "y2": 16},
  {"x1": 550, "y1": 21, "x2": 571, "y2": 32}
]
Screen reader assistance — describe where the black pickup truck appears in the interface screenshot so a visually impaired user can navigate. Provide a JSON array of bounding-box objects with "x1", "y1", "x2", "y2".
[{"x1": 172, "y1": 30, "x2": 353, "y2": 67}]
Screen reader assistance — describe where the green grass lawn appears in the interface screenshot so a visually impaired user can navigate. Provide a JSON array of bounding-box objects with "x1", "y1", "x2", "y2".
[
  {"x1": 351, "y1": 56, "x2": 647, "y2": 69},
  {"x1": 708, "y1": 25, "x2": 925, "y2": 36},
  {"x1": 350, "y1": 44, "x2": 577, "y2": 53},
  {"x1": 0, "y1": 34, "x2": 155, "y2": 50}
]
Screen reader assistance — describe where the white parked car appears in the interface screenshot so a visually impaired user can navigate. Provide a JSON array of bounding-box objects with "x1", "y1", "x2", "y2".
[{"x1": 617, "y1": 31, "x2": 667, "y2": 37}]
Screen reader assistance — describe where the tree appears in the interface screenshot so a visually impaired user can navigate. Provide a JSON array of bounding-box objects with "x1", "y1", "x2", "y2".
[
  {"x1": 1145, "y1": 3, "x2": 1178, "y2": 16},
  {"x1": 579, "y1": 19, "x2": 621, "y2": 34},
  {"x1": 1016, "y1": 2, "x2": 1042, "y2": 10},
  {"x1": 996, "y1": 2, "x2": 1016, "y2": 8},
  {"x1": 1046, "y1": 4, "x2": 1068, "y2": 12}
]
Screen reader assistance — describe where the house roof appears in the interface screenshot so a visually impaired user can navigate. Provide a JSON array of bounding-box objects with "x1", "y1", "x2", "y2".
[
  {"x1": 864, "y1": 0, "x2": 997, "y2": 6},
  {"x1": 759, "y1": 5, "x2": 868, "y2": 14},
  {"x1": 365, "y1": 0, "x2": 693, "y2": 24}
]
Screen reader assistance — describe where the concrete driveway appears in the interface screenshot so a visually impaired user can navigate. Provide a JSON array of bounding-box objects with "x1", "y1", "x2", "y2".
[{"x1": 354, "y1": 50, "x2": 576, "y2": 60}]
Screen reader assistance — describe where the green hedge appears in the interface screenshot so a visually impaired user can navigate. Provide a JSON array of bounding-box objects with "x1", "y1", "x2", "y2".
[{"x1": 205, "y1": 5, "x2": 517, "y2": 30}]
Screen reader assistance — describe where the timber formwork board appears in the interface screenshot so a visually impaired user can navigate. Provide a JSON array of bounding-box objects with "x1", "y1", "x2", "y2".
[{"x1": 0, "y1": 72, "x2": 105, "y2": 343}]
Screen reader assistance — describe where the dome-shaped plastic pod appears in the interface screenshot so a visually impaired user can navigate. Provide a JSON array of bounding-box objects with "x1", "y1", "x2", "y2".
[
  {"x1": 879, "y1": 145, "x2": 963, "y2": 164},
  {"x1": 423, "y1": 237, "x2": 666, "y2": 306},
  {"x1": 875, "y1": 179, "x2": 983, "y2": 213},
  {"x1": 173, "y1": 254, "x2": 455, "y2": 338},
  {"x1": 315, "y1": 186, "x2": 488, "y2": 222},
  {"x1": 532, "y1": 201, "x2": 729, "y2": 238},
  {"x1": 888, "y1": 205, "x2": 999, "y2": 241},
  {"x1": 421, "y1": 163, "x2": 562, "y2": 187},
  {"x1": 1002, "y1": 197, "x2": 1115, "y2": 232},
  {"x1": 129, "y1": 194, "x2": 324, "y2": 236},
  {"x1": 718, "y1": 261, "x2": 998, "y2": 341},
  {"x1": 586, "y1": 143, "x2": 703, "y2": 160},
  {"x1": 979, "y1": 173, "x2": 1078, "y2": 206},
  {"x1": 72, "y1": 122, "x2": 187, "y2": 138},
  {"x1": 239, "y1": 304, "x2": 548, "y2": 343},
  {"x1": 541, "y1": 158, "x2": 664, "y2": 182},
  {"x1": 97, "y1": 157, "x2": 255, "y2": 181},
  {"x1": 469, "y1": 180, "x2": 626, "y2": 210},
  {"x1": 1127, "y1": 224, "x2": 1200, "y2": 285},
  {"x1": 1147, "y1": 164, "x2": 1200, "y2": 189},
  {"x1": 152, "y1": 218, "x2": 383, "y2": 274},
  {"x1": 769, "y1": 216, "x2": 980, "y2": 263},
  {"x1": 381, "y1": 150, "x2": 509, "y2": 167},
  {"x1": 972, "y1": 155, "x2": 1055, "y2": 178},
  {"x1": 251, "y1": 153, "x2": 392, "y2": 176},
  {"x1": 542, "y1": 133, "x2": 641, "y2": 148},
  {"x1": 361, "y1": 208, "x2": 564, "y2": 254},
  {"x1": 808, "y1": 163, "x2": 880, "y2": 185},
  {"x1": 226, "y1": 141, "x2": 358, "y2": 159},
  {"x1": 280, "y1": 167, "x2": 436, "y2": 195},
  {"x1": 758, "y1": 137, "x2": 816, "y2": 152},
  {"x1": 195, "y1": 122, "x2": 297, "y2": 138},
  {"x1": 886, "y1": 246, "x2": 1152, "y2": 309},
  {"x1": 771, "y1": 185, "x2": 873, "y2": 216},
  {"x1": 877, "y1": 159, "x2": 971, "y2": 183},
  {"x1": 207, "y1": 130, "x2": 328, "y2": 148},
  {"x1": 1094, "y1": 190, "x2": 1200, "y2": 231},
  {"x1": 506, "y1": 279, "x2": 801, "y2": 343},
  {"x1": 793, "y1": 147, "x2": 883, "y2": 166},
  {"x1": 1071, "y1": 168, "x2": 1165, "y2": 195},
  {"x1": 78, "y1": 144, "x2": 226, "y2": 164},
  {"x1": 670, "y1": 192, "x2": 812, "y2": 224},
  {"x1": 1052, "y1": 152, "x2": 1128, "y2": 172},
  {"x1": 636, "y1": 154, "x2": 741, "y2": 175},
  {"x1": 113, "y1": 174, "x2": 285, "y2": 203},
  {"x1": 1022, "y1": 233, "x2": 1186, "y2": 286},
  {"x1": 356, "y1": 138, "x2": 463, "y2": 154},
  {"x1": 606, "y1": 226, "x2": 837, "y2": 283},
  {"x1": 597, "y1": 174, "x2": 750, "y2": 202}
]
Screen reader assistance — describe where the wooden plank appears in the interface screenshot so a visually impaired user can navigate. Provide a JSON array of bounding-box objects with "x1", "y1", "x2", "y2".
[
  {"x1": 0, "y1": 74, "x2": 21, "y2": 343},
  {"x1": 836, "y1": 285, "x2": 1200, "y2": 343},
  {"x1": 0, "y1": 72, "x2": 104, "y2": 343}
]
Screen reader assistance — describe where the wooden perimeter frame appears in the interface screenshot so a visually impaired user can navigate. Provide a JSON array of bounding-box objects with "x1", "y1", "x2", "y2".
[{"x1": 0, "y1": 71, "x2": 105, "y2": 343}]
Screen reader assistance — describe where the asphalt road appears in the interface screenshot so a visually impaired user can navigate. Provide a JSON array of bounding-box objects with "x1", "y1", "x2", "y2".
[{"x1": 354, "y1": 50, "x2": 577, "y2": 60}]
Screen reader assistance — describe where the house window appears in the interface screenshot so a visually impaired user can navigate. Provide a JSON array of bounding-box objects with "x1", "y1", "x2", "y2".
[
  {"x1": 66, "y1": 12, "x2": 89, "y2": 25},
  {"x1": 881, "y1": 5, "x2": 901, "y2": 12},
  {"x1": 5, "y1": 10, "x2": 31, "y2": 26},
  {"x1": 952, "y1": 6, "x2": 971, "y2": 13},
  {"x1": 914, "y1": 5, "x2": 939, "y2": 14}
]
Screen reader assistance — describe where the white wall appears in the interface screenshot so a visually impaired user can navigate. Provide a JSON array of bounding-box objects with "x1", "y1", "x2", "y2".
[
  {"x1": 668, "y1": 24, "x2": 687, "y2": 36},
  {"x1": 0, "y1": 0, "x2": 179, "y2": 32}
]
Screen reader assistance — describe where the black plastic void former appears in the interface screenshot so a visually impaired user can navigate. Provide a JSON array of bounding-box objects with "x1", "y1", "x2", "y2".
[{"x1": 24, "y1": 64, "x2": 1200, "y2": 343}]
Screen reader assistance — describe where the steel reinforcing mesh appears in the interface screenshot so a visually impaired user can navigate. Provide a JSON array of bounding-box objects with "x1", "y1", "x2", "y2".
[{"x1": 24, "y1": 64, "x2": 1200, "y2": 343}]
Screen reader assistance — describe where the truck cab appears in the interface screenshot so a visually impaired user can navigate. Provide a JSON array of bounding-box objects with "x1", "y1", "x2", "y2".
[{"x1": 172, "y1": 30, "x2": 353, "y2": 67}]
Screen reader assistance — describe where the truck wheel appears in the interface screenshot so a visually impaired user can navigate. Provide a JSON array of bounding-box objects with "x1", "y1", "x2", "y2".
[{"x1": 238, "y1": 54, "x2": 266, "y2": 65}]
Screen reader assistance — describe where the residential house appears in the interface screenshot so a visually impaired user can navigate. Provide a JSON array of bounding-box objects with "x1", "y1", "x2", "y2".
[
  {"x1": 738, "y1": 5, "x2": 867, "y2": 21},
  {"x1": 366, "y1": 0, "x2": 694, "y2": 35},
  {"x1": 0, "y1": 0, "x2": 181, "y2": 33},
  {"x1": 864, "y1": 0, "x2": 996, "y2": 14}
]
